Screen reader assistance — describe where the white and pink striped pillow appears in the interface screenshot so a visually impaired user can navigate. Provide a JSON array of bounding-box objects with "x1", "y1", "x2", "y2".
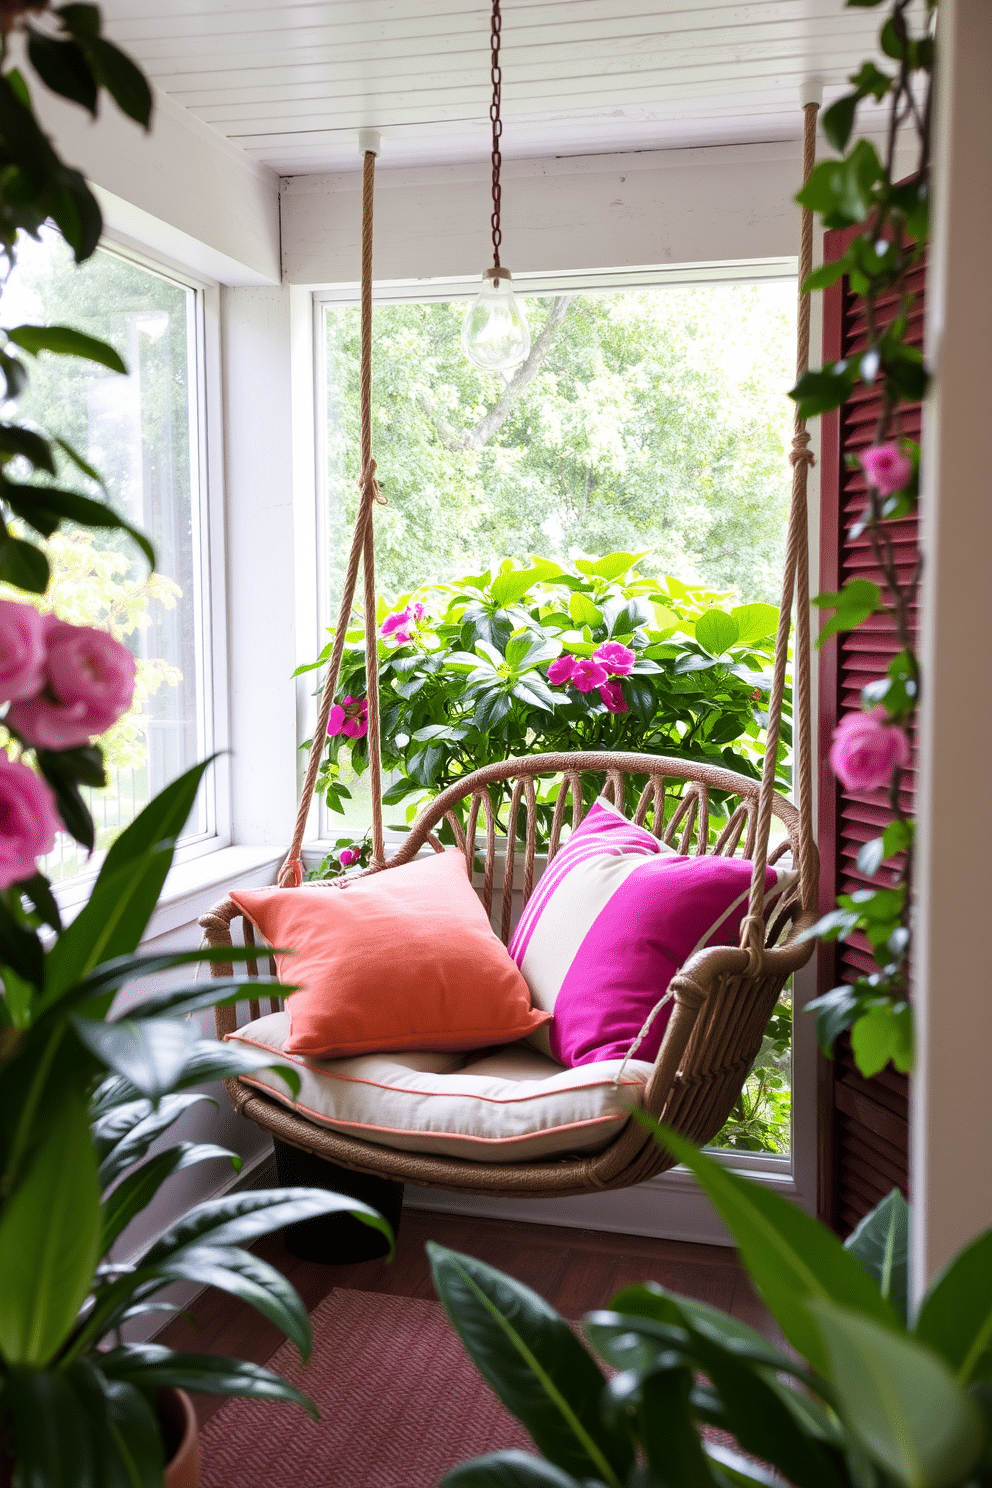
[{"x1": 509, "y1": 798, "x2": 796, "y2": 1068}]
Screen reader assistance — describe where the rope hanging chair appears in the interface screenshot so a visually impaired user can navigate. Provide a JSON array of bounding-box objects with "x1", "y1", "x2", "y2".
[{"x1": 201, "y1": 104, "x2": 822, "y2": 1201}]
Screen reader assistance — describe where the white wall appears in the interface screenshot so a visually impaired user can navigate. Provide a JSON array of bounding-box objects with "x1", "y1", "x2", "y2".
[
  {"x1": 281, "y1": 140, "x2": 806, "y2": 286},
  {"x1": 34, "y1": 84, "x2": 280, "y2": 287},
  {"x1": 912, "y1": 0, "x2": 992, "y2": 1292}
]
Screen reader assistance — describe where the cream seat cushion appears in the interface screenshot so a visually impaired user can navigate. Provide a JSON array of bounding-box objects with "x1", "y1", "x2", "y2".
[{"x1": 225, "y1": 1011, "x2": 652, "y2": 1163}]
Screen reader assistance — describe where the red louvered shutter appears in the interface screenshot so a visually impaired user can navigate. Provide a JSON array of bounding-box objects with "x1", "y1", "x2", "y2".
[{"x1": 816, "y1": 225, "x2": 924, "y2": 1234}]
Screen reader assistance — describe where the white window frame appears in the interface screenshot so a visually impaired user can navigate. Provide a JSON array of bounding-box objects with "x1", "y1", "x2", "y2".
[
  {"x1": 49, "y1": 234, "x2": 231, "y2": 913},
  {"x1": 310, "y1": 257, "x2": 819, "y2": 1227}
]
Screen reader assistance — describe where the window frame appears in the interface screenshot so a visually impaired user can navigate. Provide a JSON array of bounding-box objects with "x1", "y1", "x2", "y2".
[
  {"x1": 309, "y1": 257, "x2": 818, "y2": 1212},
  {"x1": 45, "y1": 232, "x2": 231, "y2": 906}
]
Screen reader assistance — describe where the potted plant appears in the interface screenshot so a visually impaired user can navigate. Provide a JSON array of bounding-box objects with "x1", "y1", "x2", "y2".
[{"x1": 431, "y1": 1119, "x2": 992, "y2": 1488}]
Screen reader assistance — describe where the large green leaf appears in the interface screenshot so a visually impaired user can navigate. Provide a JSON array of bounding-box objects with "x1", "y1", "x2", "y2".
[
  {"x1": 3, "y1": 1365, "x2": 97, "y2": 1488},
  {"x1": 100, "y1": 1345, "x2": 317, "y2": 1416},
  {"x1": 0, "y1": 1093, "x2": 101, "y2": 1364},
  {"x1": 845, "y1": 1190, "x2": 910, "y2": 1324},
  {"x1": 442, "y1": 1452, "x2": 586, "y2": 1488},
  {"x1": 806, "y1": 1297, "x2": 984, "y2": 1488},
  {"x1": 71, "y1": 1016, "x2": 302, "y2": 1101},
  {"x1": 731, "y1": 604, "x2": 779, "y2": 648},
  {"x1": 45, "y1": 760, "x2": 215, "y2": 998},
  {"x1": 606, "y1": 1363, "x2": 716, "y2": 1488},
  {"x1": 695, "y1": 609, "x2": 739, "y2": 656},
  {"x1": 145, "y1": 1187, "x2": 392, "y2": 1263},
  {"x1": 149, "y1": 1243, "x2": 313, "y2": 1359},
  {"x1": 490, "y1": 567, "x2": 543, "y2": 606},
  {"x1": 6, "y1": 323, "x2": 127, "y2": 373},
  {"x1": 93, "y1": 1092, "x2": 214, "y2": 1185},
  {"x1": 100, "y1": 1142, "x2": 239, "y2": 1252},
  {"x1": 428, "y1": 1244, "x2": 632, "y2": 1487},
  {"x1": 69, "y1": 944, "x2": 283, "y2": 1020},
  {"x1": 644, "y1": 1122, "x2": 898, "y2": 1375},
  {"x1": 603, "y1": 1282, "x2": 796, "y2": 1374},
  {"x1": 916, "y1": 1229, "x2": 992, "y2": 1384},
  {"x1": 66, "y1": 1359, "x2": 165, "y2": 1488}
]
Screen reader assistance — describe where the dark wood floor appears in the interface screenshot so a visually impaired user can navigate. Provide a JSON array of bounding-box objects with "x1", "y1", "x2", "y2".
[{"x1": 159, "y1": 1208, "x2": 777, "y2": 1427}]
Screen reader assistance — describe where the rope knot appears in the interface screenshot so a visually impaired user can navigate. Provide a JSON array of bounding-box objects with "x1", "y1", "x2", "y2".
[
  {"x1": 790, "y1": 431, "x2": 816, "y2": 469},
  {"x1": 277, "y1": 857, "x2": 304, "y2": 889},
  {"x1": 738, "y1": 913, "x2": 767, "y2": 975},
  {"x1": 359, "y1": 458, "x2": 388, "y2": 506}
]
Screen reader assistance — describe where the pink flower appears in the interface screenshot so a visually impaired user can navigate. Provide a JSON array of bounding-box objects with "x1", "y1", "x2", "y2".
[
  {"x1": 860, "y1": 443, "x2": 912, "y2": 495},
  {"x1": 598, "y1": 681, "x2": 629, "y2": 714},
  {"x1": 829, "y1": 708, "x2": 910, "y2": 792},
  {"x1": 0, "y1": 600, "x2": 46, "y2": 703},
  {"x1": 593, "y1": 641, "x2": 636, "y2": 677},
  {"x1": 7, "y1": 617, "x2": 136, "y2": 751},
  {"x1": 381, "y1": 609, "x2": 413, "y2": 644},
  {"x1": 339, "y1": 847, "x2": 360, "y2": 867},
  {"x1": 327, "y1": 696, "x2": 368, "y2": 740},
  {"x1": 547, "y1": 656, "x2": 577, "y2": 687},
  {"x1": 411, "y1": 602, "x2": 425, "y2": 621},
  {"x1": 0, "y1": 754, "x2": 61, "y2": 889},
  {"x1": 571, "y1": 659, "x2": 609, "y2": 693}
]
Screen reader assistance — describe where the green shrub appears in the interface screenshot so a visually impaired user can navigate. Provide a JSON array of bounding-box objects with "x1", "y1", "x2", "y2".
[{"x1": 301, "y1": 551, "x2": 791, "y2": 839}]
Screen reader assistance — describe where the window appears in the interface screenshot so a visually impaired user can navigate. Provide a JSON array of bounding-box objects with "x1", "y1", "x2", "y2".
[
  {"x1": 315, "y1": 272, "x2": 799, "y2": 1162},
  {"x1": 3, "y1": 231, "x2": 215, "y2": 878}
]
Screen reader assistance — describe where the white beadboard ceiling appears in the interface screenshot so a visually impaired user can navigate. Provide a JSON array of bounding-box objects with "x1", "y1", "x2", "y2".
[{"x1": 99, "y1": 1, "x2": 892, "y2": 178}]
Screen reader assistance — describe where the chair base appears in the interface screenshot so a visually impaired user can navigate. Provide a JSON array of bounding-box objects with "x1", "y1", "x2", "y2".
[{"x1": 273, "y1": 1137, "x2": 403, "y2": 1264}]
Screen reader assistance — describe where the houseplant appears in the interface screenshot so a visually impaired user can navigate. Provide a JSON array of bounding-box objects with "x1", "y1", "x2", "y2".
[
  {"x1": 432, "y1": 1120, "x2": 992, "y2": 1488},
  {"x1": 302, "y1": 553, "x2": 791, "y2": 839}
]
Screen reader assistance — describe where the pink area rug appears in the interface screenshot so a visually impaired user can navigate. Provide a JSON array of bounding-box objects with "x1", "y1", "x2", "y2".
[{"x1": 198, "y1": 1289, "x2": 533, "y2": 1488}]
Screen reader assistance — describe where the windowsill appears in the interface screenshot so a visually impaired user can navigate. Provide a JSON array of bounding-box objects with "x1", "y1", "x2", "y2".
[{"x1": 53, "y1": 843, "x2": 285, "y2": 940}]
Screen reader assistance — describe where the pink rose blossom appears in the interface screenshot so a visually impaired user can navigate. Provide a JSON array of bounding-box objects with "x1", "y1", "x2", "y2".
[
  {"x1": 593, "y1": 641, "x2": 636, "y2": 677},
  {"x1": 0, "y1": 601, "x2": 46, "y2": 704},
  {"x1": 829, "y1": 708, "x2": 910, "y2": 792},
  {"x1": 7, "y1": 617, "x2": 136, "y2": 751},
  {"x1": 547, "y1": 656, "x2": 577, "y2": 687},
  {"x1": 0, "y1": 754, "x2": 61, "y2": 888},
  {"x1": 327, "y1": 695, "x2": 368, "y2": 740},
  {"x1": 571, "y1": 658, "x2": 610, "y2": 693},
  {"x1": 598, "y1": 680, "x2": 629, "y2": 714},
  {"x1": 860, "y1": 442, "x2": 913, "y2": 495},
  {"x1": 339, "y1": 847, "x2": 360, "y2": 867}
]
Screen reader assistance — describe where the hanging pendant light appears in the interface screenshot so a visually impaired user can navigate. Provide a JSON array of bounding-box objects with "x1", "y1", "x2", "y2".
[{"x1": 462, "y1": 0, "x2": 531, "y2": 373}]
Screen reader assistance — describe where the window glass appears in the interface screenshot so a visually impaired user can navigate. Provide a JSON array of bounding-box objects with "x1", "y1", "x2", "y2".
[
  {"x1": 3, "y1": 231, "x2": 209, "y2": 878},
  {"x1": 321, "y1": 280, "x2": 796, "y2": 1158}
]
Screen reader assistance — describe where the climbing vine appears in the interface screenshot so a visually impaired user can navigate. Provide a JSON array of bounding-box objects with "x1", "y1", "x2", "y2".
[{"x1": 795, "y1": 0, "x2": 936, "y2": 1077}]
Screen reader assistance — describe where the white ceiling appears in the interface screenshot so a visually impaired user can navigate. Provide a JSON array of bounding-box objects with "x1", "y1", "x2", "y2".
[{"x1": 100, "y1": 1, "x2": 891, "y2": 178}]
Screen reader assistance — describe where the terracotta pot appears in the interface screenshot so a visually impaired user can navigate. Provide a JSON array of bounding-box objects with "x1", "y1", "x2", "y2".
[{"x1": 159, "y1": 1387, "x2": 201, "y2": 1488}]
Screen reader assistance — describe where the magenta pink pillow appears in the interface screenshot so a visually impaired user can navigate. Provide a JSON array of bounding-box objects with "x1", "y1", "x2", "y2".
[{"x1": 509, "y1": 800, "x2": 795, "y2": 1067}]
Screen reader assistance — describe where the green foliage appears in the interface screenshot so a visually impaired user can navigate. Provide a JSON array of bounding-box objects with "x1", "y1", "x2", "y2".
[
  {"x1": 307, "y1": 554, "x2": 789, "y2": 845},
  {"x1": 439, "y1": 1130, "x2": 992, "y2": 1488},
  {"x1": 710, "y1": 997, "x2": 791, "y2": 1153},
  {"x1": 326, "y1": 285, "x2": 796, "y2": 607},
  {"x1": 0, "y1": 764, "x2": 393, "y2": 1485},
  {"x1": 0, "y1": 5, "x2": 157, "y2": 593}
]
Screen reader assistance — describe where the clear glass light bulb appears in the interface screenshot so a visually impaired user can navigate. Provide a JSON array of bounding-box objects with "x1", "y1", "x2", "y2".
[{"x1": 461, "y1": 267, "x2": 531, "y2": 372}]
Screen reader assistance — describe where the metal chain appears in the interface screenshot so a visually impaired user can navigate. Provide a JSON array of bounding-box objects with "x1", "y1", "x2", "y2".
[{"x1": 489, "y1": 0, "x2": 502, "y2": 268}]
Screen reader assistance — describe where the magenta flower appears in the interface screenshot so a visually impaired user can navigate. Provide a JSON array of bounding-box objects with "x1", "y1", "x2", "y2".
[
  {"x1": 598, "y1": 680, "x2": 629, "y2": 714},
  {"x1": 547, "y1": 656, "x2": 578, "y2": 687},
  {"x1": 381, "y1": 609, "x2": 413, "y2": 645},
  {"x1": 571, "y1": 658, "x2": 609, "y2": 693},
  {"x1": 860, "y1": 443, "x2": 912, "y2": 495},
  {"x1": 8, "y1": 617, "x2": 136, "y2": 750},
  {"x1": 829, "y1": 708, "x2": 910, "y2": 792},
  {"x1": 0, "y1": 754, "x2": 61, "y2": 889},
  {"x1": 0, "y1": 600, "x2": 46, "y2": 704},
  {"x1": 411, "y1": 602, "x2": 425, "y2": 621},
  {"x1": 339, "y1": 846, "x2": 360, "y2": 867},
  {"x1": 327, "y1": 695, "x2": 368, "y2": 740},
  {"x1": 593, "y1": 640, "x2": 636, "y2": 677}
]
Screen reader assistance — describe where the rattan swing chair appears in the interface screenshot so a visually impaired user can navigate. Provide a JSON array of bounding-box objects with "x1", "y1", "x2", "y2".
[{"x1": 200, "y1": 102, "x2": 822, "y2": 1203}]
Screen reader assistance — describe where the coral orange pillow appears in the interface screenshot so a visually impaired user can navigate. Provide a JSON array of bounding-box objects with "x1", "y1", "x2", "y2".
[{"x1": 230, "y1": 851, "x2": 550, "y2": 1060}]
